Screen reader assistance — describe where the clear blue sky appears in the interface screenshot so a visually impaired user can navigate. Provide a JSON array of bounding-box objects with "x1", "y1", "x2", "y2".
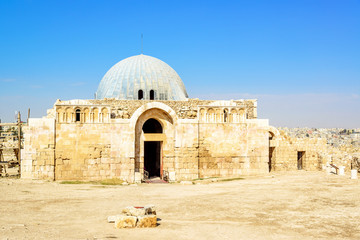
[{"x1": 0, "y1": 0, "x2": 359, "y2": 128}]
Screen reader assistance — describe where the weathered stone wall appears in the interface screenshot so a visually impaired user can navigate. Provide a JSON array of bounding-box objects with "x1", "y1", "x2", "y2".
[
  {"x1": 174, "y1": 120, "x2": 199, "y2": 180},
  {"x1": 198, "y1": 122, "x2": 269, "y2": 177},
  {"x1": 54, "y1": 121, "x2": 134, "y2": 182},
  {"x1": 23, "y1": 99, "x2": 270, "y2": 182},
  {"x1": 172, "y1": 119, "x2": 270, "y2": 180},
  {"x1": 318, "y1": 145, "x2": 353, "y2": 173},
  {"x1": 270, "y1": 137, "x2": 326, "y2": 171},
  {"x1": 22, "y1": 118, "x2": 55, "y2": 180}
]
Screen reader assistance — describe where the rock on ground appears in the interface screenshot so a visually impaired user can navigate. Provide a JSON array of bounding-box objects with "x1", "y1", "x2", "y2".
[
  {"x1": 114, "y1": 216, "x2": 137, "y2": 229},
  {"x1": 137, "y1": 215, "x2": 157, "y2": 228}
]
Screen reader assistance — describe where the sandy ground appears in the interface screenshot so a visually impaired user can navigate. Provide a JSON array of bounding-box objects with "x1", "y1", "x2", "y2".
[{"x1": 0, "y1": 171, "x2": 359, "y2": 240}]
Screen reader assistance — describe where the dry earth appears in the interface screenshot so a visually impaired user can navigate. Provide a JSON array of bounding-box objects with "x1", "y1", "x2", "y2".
[{"x1": 0, "y1": 171, "x2": 359, "y2": 240}]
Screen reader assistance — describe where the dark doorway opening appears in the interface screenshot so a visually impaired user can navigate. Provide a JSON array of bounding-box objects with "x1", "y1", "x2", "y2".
[
  {"x1": 269, "y1": 147, "x2": 275, "y2": 172},
  {"x1": 150, "y1": 90, "x2": 155, "y2": 100},
  {"x1": 144, "y1": 141, "x2": 161, "y2": 178},
  {"x1": 297, "y1": 151, "x2": 305, "y2": 170},
  {"x1": 143, "y1": 118, "x2": 162, "y2": 133},
  {"x1": 138, "y1": 90, "x2": 143, "y2": 100},
  {"x1": 269, "y1": 132, "x2": 274, "y2": 172},
  {"x1": 75, "y1": 109, "x2": 81, "y2": 122}
]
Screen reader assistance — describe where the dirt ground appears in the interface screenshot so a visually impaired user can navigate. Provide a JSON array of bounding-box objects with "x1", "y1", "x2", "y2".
[{"x1": 0, "y1": 171, "x2": 359, "y2": 240}]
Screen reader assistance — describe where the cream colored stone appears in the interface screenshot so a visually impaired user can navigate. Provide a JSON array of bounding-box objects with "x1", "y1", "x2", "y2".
[
  {"x1": 107, "y1": 215, "x2": 122, "y2": 223},
  {"x1": 114, "y1": 216, "x2": 137, "y2": 228},
  {"x1": 144, "y1": 205, "x2": 156, "y2": 215},
  {"x1": 169, "y1": 171, "x2": 176, "y2": 182},
  {"x1": 351, "y1": 169, "x2": 358, "y2": 179},
  {"x1": 122, "y1": 206, "x2": 146, "y2": 216},
  {"x1": 136, "y1": 215, "x2": 157, "y2": 228},
  {"x1": 134, "y1": 172, "x2": 141, "y2": 183}
]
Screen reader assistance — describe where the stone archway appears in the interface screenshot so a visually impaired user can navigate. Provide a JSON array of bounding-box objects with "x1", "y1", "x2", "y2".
[{"x1": 133, "y1": 105, "x2": 175, "y2": 181}]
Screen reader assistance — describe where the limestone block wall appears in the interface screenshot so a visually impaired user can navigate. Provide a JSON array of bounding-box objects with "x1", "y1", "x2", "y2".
[
  {"x1": 198, "y1": 122, "x2": 269, "y2": 178},
  {"x1": 270, "y1": 138, "x2": 326, "y2": 171},
  {"x1": 55, "y1": 121, "x2": 134, "y2": 182},
  {"x1": 173, "y1": 120, "x2": 199, "y2": 180},
  {"x1": 22, "y1": 118, "x2": 55, "y2": 180},
  {"x1": 172, "y1": 120, "x2": 269, "y2": 180},
  {"x1": 23, "y1": 99, "x2": 270, "y2": 182}
]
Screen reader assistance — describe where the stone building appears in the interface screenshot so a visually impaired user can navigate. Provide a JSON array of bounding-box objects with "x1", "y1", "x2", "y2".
[{"x1": 21, "y1": 54, "x2": 328, "y2": 182}]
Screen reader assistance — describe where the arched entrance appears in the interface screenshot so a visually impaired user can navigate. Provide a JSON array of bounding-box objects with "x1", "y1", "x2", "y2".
[
  {"x1": 143, "y1": 118, "x2": 162, "y2": 178},
  {"x1": 132, "y1": 104, "x2": 176, "y2": 182}
]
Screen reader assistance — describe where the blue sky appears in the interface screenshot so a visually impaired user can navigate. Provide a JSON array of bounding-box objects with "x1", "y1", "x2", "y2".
[{"x1": 0, "y1": 0, "x2": 359, "y2": 128}]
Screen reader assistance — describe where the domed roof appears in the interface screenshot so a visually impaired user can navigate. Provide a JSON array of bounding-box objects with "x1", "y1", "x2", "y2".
[{"x1": 95, "y1": 54, "x2": 188, "y2": 100}]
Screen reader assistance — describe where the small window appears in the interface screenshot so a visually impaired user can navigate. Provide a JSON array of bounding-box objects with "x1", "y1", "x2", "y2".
[
  {"x1": 150, "y1": 90, "x2": 155, "y2": 100},
  {"x1": 75, "y1": 109, "x2": 81, "y2": 122},
  {"x1": 138, "y1": 90, "x2": 143, "y2": 100}
]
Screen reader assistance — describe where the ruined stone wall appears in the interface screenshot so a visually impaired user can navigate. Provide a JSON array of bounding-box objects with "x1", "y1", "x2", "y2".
[
  {"x1": 22, "y1": 118, "x2": 55, "y2": 180},
  {"x1": 270, "y1": 137, "x2": 326, "y2": 171},
  {"x1": 318, "y1": 145, "x2": 353, "y2": 173}
]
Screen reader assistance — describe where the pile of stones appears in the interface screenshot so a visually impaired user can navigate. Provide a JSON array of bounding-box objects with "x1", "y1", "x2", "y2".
[{"x1": 107, "y1": 205, "x2": 157, "y2": 228}]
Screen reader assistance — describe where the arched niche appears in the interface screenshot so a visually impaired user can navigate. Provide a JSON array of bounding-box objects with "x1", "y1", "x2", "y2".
[
  {"x1": 199, "y1": 108, "x2": 206, "y2": 122},
  {"x1": 101, "y1": 107, "x2": 108, "y2": 123},
  {"x1": 65, "y1": 107, "x2": 72, "y2": 123},
  {"x1": 83, "y1": 108, "x2": 90, "y2": 123},
  {"x1": 93, "y1": 108, "x2": 99, "y2": 122},
  {"x1": 207, "y1": 108, "x2": 214, "y2": 123},
  {"x1": 56, "y1": 107, "x2": 63, "y2": 122}
]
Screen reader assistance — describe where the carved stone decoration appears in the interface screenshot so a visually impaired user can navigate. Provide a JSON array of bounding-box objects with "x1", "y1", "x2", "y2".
[
  {"x1": 111, "y1": 107, "x2": 130, "y2": 119},
  {"x1": 178, "y1": 106, "x2": 197, "y2": 119},
  {"x1": 55, "y1": 98, "x2": 255, "y2": 120},
  {"x1": 186, "y1": 109, "x2": 197, "y2": 119}
]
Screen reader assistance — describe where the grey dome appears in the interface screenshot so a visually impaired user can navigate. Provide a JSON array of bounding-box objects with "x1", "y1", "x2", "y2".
[{"x1": 95, "y1": 54, "x2": 188, "y2": 100}]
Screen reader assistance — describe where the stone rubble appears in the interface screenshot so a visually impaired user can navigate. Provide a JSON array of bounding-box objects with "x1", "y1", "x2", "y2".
[
  {"x1": 136, "y1": 215, "x2": 157, "y2": 228},
  {"x1": 108, "y1": 205, "x2": 157, "y2": 228},
  {"x1": 114, "y1": 216, "x2": 137, "y2": 228}
]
